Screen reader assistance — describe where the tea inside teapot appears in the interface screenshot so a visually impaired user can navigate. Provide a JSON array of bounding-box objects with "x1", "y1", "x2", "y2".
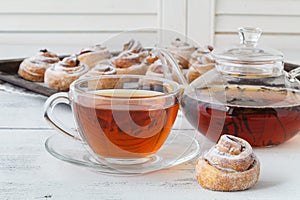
[{"x1": 181, "y1": 84, "x2": 300, "y2": 147}]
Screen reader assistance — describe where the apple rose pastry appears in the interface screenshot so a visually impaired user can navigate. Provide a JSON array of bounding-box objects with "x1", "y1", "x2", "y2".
[
  {"x1": 78, "y1": 44, "x2": 111, "y2": 68},
  {"x1": 112, "y1": 40, "x2": 149, "y2": 75},
  {"x1": 18, "y1": 49, "x2": 60, "y2": 82},
  {"x1": 122, "y1": 39, "x2": 144, "y2": 52},
  {"x1": 83, "y1": 62, "x2": 116, "y2": 78},
  {"x1": 145, "y1": 53, "x2": 159, "y2": 64},
  {"x1": 44, "y1": 55, "x2": 89, "y2": 91},
  {"x1": 186, "y1": 58, "x2": 215, "y2": 83},
  {"x1": 146, "y1": 60, "x2": 165, "y2": 78},
  {"x1": 186, "y1": 47, "x2": 215, "y2": 83},
  {"x1": 81, "y1": 61, "x2": 118, "y2": 89},
  {"x1": 145, "y1": 54, "x2": 161, "y2": 76},
  {"x1": 196, "y1": 135, "x2": 260, "y2": 192},
  {"x1": 189, "y1": 45, "x2": 214, "y2": 65},
  {"x1": 144, "y1": 53, "x2": 183, "y2": 84},
  {"x1": 168, "y1": 38, "x2": 196, "y2": 69}
]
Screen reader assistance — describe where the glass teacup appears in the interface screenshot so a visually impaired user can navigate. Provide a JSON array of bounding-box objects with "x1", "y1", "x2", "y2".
[{"x1": 44, "y1": 75, "x2": 181, "y2": 165}]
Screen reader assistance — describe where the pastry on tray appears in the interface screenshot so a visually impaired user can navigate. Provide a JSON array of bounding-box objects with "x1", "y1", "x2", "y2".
[
  {"x1": 82, "y1": 62, "x2": 116, "y2": 78},
  {"x1": 18, "y1": 49, "x2": 60, "y2": 82},
  {"x1": 81, "y1": 61, "x2": 118, "y2": 89},
  {"x1": 78, "y1": 44, "x2": 111, "y2": 68},
  {"x1": 186, "y1": 46, "x2": 215, "y2": 83},
  {"x1": 186, "y1": 60, "x2": 215, "y2": 83},
  {"x1": 44, "y1": 55, "x2": 89, "y2": 91},
  {"x1": 112, "y1": 39, "x2": 149, "y2": 75},
  {"x1": 122, "y1": 39, "x2": 144, "y2": 52},
  {"x1": 145, "y1": 55, "x2": 164, "y2": 78},
  {"x1": 189, "y1": 45, "x2": 214, "y2": 65},
  {"x1": 167, "y1": 38, "x2": 196, "y2": 69},
  {"x1": 196, "y1": 134, "x2": 260, "y2": 191}
]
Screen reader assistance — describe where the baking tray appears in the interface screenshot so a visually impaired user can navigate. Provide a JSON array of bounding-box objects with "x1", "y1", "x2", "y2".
[
  {"x1": 0, "y1": 58, "x2": 300, "y2": 97},
  {"x1": 0, "y1": 58, "x2": 58, "y2": 96}
]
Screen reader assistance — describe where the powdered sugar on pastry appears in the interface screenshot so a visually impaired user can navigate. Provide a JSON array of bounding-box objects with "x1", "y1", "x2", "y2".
[
  {"x1": 81, "y1": 61, "x2": 116, "y2": 81},
  {"x1": 205, "y1": 135, "x2": 255, "y2": 172},
  {"x1": 44, "y1": 55, "x2": 89, "y2": 91},
  {"x1": 18, "y1": 49, "x2": 59, "y2": 82},
  {"x1": 167, "y1": 38, "x2": 196, "y2": 69},
  {"x1": 196, "y1": 134, "x2": 260, "y2": 191},
  {"x1": 111, "y1": 40, "x2": 149, "y2": 75},
  {"x1": 78, "y1": 44, "x2": 111, "y2": 68}
]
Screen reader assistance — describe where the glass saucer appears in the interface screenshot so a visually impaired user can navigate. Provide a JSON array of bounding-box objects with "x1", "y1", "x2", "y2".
[{"x1": 45, "y1": 131, "x2": 200, "y2": 175}]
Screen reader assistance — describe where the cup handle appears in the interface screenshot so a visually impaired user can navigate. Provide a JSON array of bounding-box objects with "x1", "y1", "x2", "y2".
[{"x1": 44, "y1": 92, "x2": 81, "y2": 141}]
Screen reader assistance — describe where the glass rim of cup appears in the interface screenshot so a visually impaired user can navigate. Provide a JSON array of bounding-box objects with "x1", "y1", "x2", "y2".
[{"x1": 69, "y1": 74, "x2": 182, "y2": 100}]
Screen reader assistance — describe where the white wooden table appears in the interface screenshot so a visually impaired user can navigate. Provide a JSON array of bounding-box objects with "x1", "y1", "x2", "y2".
[{"x1": 1, "y1": 46, "x2": 300, "y2": 199}]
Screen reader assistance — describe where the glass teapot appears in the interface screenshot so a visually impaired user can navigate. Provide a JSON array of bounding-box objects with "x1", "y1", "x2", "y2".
[{"x1": 181, "y1": 27, "x2": 300, "y2": 147}]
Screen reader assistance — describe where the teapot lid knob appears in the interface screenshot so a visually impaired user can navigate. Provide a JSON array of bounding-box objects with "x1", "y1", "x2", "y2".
[{"x1": 238, "y1": 27, "x2": 262, "y2": 47}]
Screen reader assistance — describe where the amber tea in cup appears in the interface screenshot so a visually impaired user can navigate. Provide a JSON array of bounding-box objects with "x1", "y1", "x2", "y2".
[
  {"x1": 73, "y1": 89, "x2": 179, "y2": 159},
  {"x1": 44, "y1": 75, "x2": 180, "y2": 164}
]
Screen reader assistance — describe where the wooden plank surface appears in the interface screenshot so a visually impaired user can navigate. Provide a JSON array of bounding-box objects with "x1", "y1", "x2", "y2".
[
  {"x1": 213, "y1": 0, "x2": 300, "y2": 51},
  {"x1": 1, "y1": 128, "x2": 300, "y2": 199},
  {"x1": 187, "y1": 0, "x2": 215, "y2": 46},
  {"x1": 216, "y1": 0, "x2": 300, "y2": 16},
  {"x1": 214, "y1": 34, "x2": 300, "y2": 51},
  {"x1": 215, "y1": 15, "x2": 300, "y2": 34},
  {"x1": 0, "y1": 91, "x2": 49, "y2": 129},
  {"x1": 0, "y1": 129, "x2": 197, "y2": 199},
  {"x1": 0, "y1": 0, "x2": 158, "y2": 14},
  {"x1": 159, "y1": 0, "x2": 187, "y2": 34},
  {"x1": 0, "y1": 14, "x2": 157, "y2": 32},
  {"x1": 0, "y1": 31, "x2": 158, "y2": 46},
  {"x1": 0, "y1": 0, "x2": 160, "y2": 46}
]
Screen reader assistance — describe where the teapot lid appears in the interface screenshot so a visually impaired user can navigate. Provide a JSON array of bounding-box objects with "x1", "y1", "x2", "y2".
[{"x1": 212, "y1": 27, "x2": 283, "y2": 63}]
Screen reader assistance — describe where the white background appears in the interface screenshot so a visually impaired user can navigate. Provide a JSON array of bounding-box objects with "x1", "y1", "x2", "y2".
[{"x1": 0, "y1": 0, "x2": 299, "y2": 51}]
